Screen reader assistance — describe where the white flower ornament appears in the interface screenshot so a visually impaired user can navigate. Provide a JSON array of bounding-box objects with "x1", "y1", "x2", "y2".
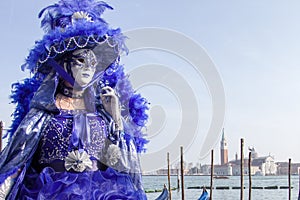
[
  {"x1": 72, "y1": 11, "x2": 93, "y2": 23},
  {"x1": 65, "y1": 150, "x2": 93, "y2": 172},
  {"x1": 105, "y1": 144, "x2": 121, "y2": 166}
]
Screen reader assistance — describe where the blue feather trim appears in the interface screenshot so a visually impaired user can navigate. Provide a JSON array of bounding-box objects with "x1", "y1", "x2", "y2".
[
  {"x1": 6, "y1": 75, "x2": 44, "y2": 139},
  {"x1": 39, "y1": 0, "x2": 113, "y2": 33},
  {"x1": 129, "y1": 94, "x2": 149, "y2": 127},
  {"x1": 102, "y1": 65, "x2": 150, "y2": 152}
]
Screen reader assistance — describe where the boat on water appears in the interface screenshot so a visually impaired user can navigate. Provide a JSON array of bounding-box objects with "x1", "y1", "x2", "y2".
[
  {"x1": 213, "y1": 175, "x2": 229, "y2": 179},
  {"x1": 198, "y1": 188, "x2": 209, "y2": 200},
  {"x1": 155, "y1": 184, "x2": 169, "y2": 200}
]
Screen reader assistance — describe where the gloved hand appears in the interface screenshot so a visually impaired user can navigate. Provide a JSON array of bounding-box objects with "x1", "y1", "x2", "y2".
[{"x1": 100, "y1": 86, "x2": 123, "y2": 131}]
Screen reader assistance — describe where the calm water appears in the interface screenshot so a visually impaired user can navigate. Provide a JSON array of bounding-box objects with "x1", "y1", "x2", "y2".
[{"x1": 143, "y1": 175, "x2": 300, "y2": 200}]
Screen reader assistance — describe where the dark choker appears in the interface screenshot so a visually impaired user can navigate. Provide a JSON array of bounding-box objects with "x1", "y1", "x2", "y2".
[{"x1": 58, "y1": 84, "x2": 84, "y2": 99}]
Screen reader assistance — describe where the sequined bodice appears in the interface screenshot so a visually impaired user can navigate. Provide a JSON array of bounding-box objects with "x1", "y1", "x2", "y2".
[{"x1": 37, "y1": 110, "x2": 109, "y2": 164}]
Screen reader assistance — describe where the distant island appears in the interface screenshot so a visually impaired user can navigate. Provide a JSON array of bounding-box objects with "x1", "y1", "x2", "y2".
[{"x1": 143, "y1": 129, "x2": 300, "y2": 176}]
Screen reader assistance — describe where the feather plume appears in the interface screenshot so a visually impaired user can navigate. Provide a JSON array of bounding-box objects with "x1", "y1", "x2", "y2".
[
  {"x1": 38, "y1": 0, "x2": 112, "y2": 32},
  {"x1": 129, "y1": 94, "x2": 149, "y2": 127},
  {"x1": 7, "y1": 75, "x2": 43, "y2": 138},
  {"x1": 39, "y1": 5, "x2": 60, "y2": 32}
]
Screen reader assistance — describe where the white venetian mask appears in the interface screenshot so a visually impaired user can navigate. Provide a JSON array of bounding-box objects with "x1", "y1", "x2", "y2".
[{"x1": 70, "y1": 49, "x2": 97, "y2": 87}]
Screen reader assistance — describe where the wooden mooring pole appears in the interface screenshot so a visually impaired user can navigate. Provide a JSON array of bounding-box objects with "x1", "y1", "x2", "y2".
[
  {"x1": 167, "y1": 152, "x2": 172, "y2": 200},
  {"x1": 210, "y1": 149, "x2": 214, "y2": 200},
  {"x1": 298, "y1": 168, "x2": 300, "y2": 200},
  {"x1": 240, "y1": 138, "x2": 244, "y2": 200},
  {"x1": 288, "y1": 158, "x2": 291, "y2": 200},
  {"x1": 0, "y1": 121, "x2": 3, "y2": 151},
  {"x1": 248, "y1": 151, "x2": 252, "y2": 200},
  {"x1": 177, "y1": 168, "x2": 180, "y2": 191},
  {"x1": 180, "y1": 146, "x2": 185, "y2": 200}
]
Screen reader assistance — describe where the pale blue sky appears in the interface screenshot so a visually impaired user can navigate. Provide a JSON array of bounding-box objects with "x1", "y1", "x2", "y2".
[{"x1": 1, "y1": 0, "x2": 300, "y2": 165}]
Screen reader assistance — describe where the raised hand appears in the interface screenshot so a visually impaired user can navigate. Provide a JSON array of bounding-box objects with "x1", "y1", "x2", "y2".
[{"x1": 100, "y1": 86, "x2": 123, "y2": 131}]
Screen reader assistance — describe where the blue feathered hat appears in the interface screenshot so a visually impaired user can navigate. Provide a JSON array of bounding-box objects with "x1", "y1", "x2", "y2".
[{"x1": 21, "y1": 0, "x2": 127, "y2": 74}]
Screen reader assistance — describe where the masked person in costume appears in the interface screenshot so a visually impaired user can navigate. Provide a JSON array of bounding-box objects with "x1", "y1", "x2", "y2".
[{"x1": 0, "y1": 1, "x2": 149, "y2": 199}]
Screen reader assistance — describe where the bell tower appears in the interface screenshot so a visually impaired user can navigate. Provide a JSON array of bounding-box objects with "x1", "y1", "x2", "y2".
[{"x1": 220, "y1": 128, "x2": 228, "y2": 165}]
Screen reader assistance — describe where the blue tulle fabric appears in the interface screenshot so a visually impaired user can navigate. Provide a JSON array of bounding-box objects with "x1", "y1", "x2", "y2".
[{"x1": 18, "y1": 166, "x2": 146, "y2": 200}]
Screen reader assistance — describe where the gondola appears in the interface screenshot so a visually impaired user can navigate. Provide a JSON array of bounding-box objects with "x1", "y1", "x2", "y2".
[
  {"x1": 198, "y1": 187, "x2": 209, "y2": 200},
  {"x1": 155, "y1": 184, "x2": 169, "y2": 200}
]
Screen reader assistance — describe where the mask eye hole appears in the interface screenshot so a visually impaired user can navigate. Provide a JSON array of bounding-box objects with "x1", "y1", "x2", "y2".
[
  {"x1": 91, "y1": 61, "x2": 97, "y2": 67},
  {"x1": 77, "y1": 58, "x2": 85, "y2": 64}
]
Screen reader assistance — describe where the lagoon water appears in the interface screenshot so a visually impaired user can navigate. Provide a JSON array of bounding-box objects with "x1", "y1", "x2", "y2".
[{"x1": 144, "y1": 175, "x2": 299, "y2": 200}]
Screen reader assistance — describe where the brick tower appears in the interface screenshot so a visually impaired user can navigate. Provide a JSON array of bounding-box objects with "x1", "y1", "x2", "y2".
[{"x1": 220, "y1": 128, "x2": 228, "y2": 165}]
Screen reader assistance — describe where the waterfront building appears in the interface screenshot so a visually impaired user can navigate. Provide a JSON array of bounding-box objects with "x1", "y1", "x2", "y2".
[
  {"x1": 200, "y1": 164, "x2": 211, "y2": 175},
  {"x1": 276, "y1": 162, "x2": 300, "y2": 175},
  {"x1": 200, "y1": 156, "x2": 276, "y2": 176},
  {"x1": 155, "y1": 168, "x2": 179, "y2": 175},
  {"x1": 220, "y1": 128, "x2": 228, "y2": 165},
  {"x1": 199, "y1": 132, "x2": 277, "y2": 176},
  {"x1": 252, "y1": 156, "x2": 277, "y2": 175},
  {"x1": 229, "y1": 155, "x2": 276, "y2": 176},
  {"x1": 214, "y1": 164, "x2": 233, "y2": 176}
]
